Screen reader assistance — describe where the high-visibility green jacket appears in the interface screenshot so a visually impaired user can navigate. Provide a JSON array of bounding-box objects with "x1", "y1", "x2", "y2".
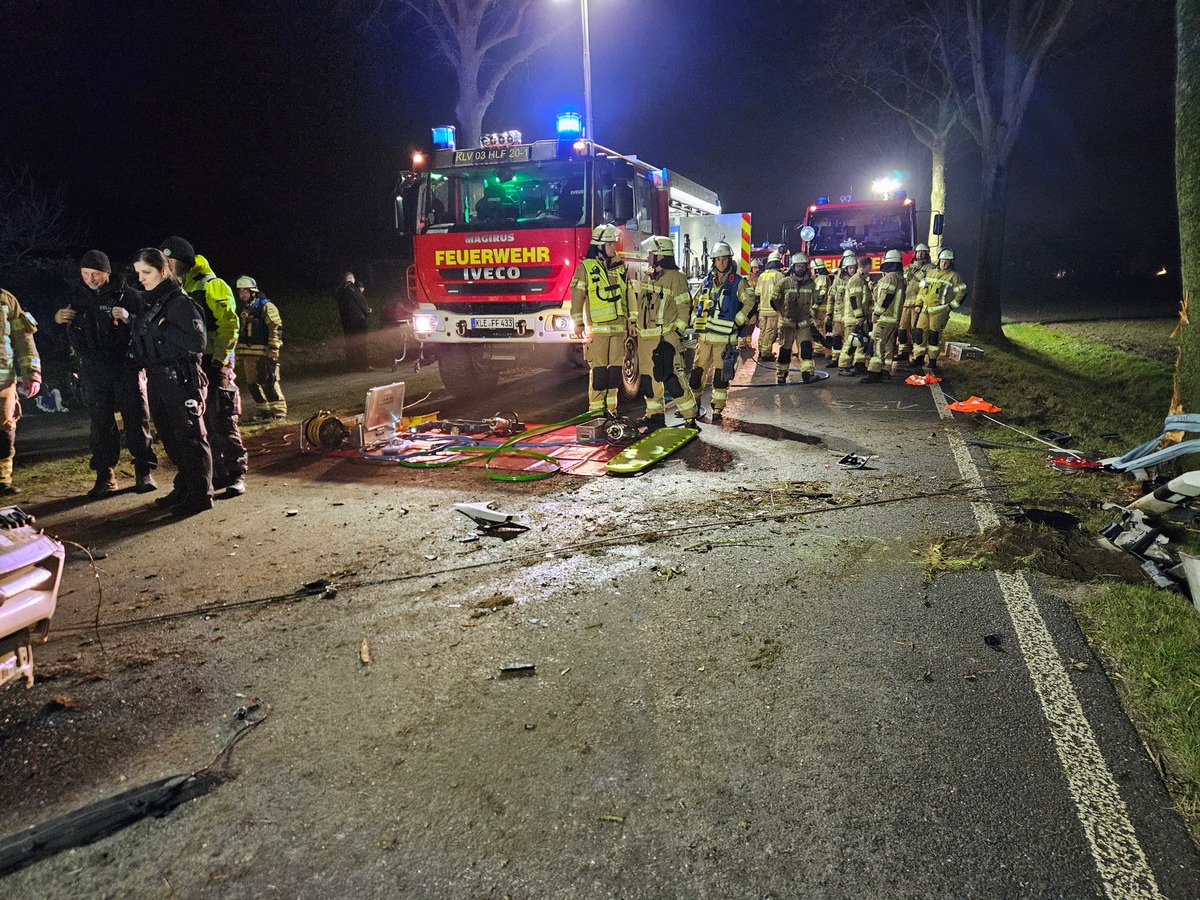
[{"x1": 182, "y1": 255, "x2": 239, "y2": 363}]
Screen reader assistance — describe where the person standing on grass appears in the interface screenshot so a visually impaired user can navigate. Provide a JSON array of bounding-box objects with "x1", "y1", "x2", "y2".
[
  {"x1": 335, "y1": 272, "x2": 372, "y2": 370},
  {"x1": 55, "y1": 250, "x2": 158, "y2": 497}
]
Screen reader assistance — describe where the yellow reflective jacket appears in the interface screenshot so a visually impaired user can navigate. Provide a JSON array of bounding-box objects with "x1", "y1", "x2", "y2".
[
  {"x1": 570, "y1": 257, "x2": 629, "y2": 334},
  {"x1": 182, "y1": 255, "x2": 239, "y2": 363},
  {"x1": 754, "y1": 267, "x2": 785, "y2": 315},
  {"x1": 872, "y1": 272, "x2": 906, "y2": 323},
  {"x1": 778, "y1": 274, "x2": 818, "y2": 326},
  {"x1": 917, "y1": 267, "x2": 967, "y2": 313},
  {"x1": 632, "y1": 266, "x2": 691, "y2": 343}
]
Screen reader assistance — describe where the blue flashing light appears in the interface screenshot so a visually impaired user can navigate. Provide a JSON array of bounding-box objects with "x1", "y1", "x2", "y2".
[
  {"x1": 894, "y1": 190, "x2": 907, "y2": 200},
  {"x1": 556, "y1": 112, "x2": 583, "y2": 137},
  {"x1": 431, "y1": 125, "x2": 456, "y2": 150},
  {"x1": 816, "y1": 196, "x2": 829, "y2": 205}
]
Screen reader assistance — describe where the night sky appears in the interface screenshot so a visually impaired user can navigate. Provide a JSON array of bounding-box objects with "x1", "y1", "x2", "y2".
[{"x1": 0, "y1": 0, "x2": 1179, "y2": 310}]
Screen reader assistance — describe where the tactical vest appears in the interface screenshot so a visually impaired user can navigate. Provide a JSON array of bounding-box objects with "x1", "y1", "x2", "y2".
[
  {"x1": 130, "y1": 288, "x2": 189, "y2": 367},
  {"x1": 699, "y1": 273, "x2": 744, "y2": 337},
  {"x1": 68, "y1": 286, "x2": 129, "y2": 356},
  {"x1": 243, "y1": 299, "x2": 272, "y2": 346}
]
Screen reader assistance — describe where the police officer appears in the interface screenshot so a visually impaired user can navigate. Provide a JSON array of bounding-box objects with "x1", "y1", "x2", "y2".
[
  {"x1": 690, "y1": 241, "x2": 753, "y2": 424},
  {"x1": 775, "y1": 252, "x2": 820, "y2": 385},
  {"x1": 0, "y1": 288, "x2": 41, "y2": 495},
  {"x1": 570, "y1": 225, "x2": 629, "y2": 416},
  {"x1": 754, "y1": 249, "x2": 785, "y2": 362},
  {"x1": 235, "y1": 276, "x2": 286, "y2": 421},
  {"x1": 912, "y1": 248, "x2": 967, "y2": 373},
  {"x1": 114, "y1": 248, "x2": 212, "y2": 515},
  {"x1": 898, "y1": 243, "x2": 934, "y2": 361},
  {"x1": 160, "y1": 236, "x2": 247, "y2": 497},
  {"x1": 862, "y1": 249, "x2": 906, "y2": 384},
  {"x1": 837, "y1": 254, "x2": 871, "y2": 375},
  {"x1": 55, "y1": 251, "x2": 158, "y2": 497},
  {"x1": 631, "y1": 236, "x2": 699, "y2": 429}
]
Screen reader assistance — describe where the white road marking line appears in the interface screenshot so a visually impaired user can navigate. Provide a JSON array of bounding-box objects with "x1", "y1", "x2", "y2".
[{"x1": 930, "y1": 382, "x2": 1164, "y2": 900}]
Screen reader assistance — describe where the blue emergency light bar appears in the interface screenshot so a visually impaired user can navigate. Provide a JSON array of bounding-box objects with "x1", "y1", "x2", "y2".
[
  {"x1": 816, "y1": 196, "x2": 829, "y2": 205},
  {"x1": 556, "y1": 112, "x2": 583, "y2": 138},
  {"x1": 894, "y1": 190, "x2": 907, "y2": 200},
  {"x1": 431, "y1": 126, "x2": 456, "y2": 150}
]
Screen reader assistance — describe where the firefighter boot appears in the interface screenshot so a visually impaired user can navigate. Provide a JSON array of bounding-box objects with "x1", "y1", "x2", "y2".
[
  {"x1": 88, "y1": 467, "x2": 118, "y2": 499},
  {"x1": 861, "y1": 371, "x2": 885, "y2": 384},
  {"x1": 638, "y1": 413, "x2": 666, "y2": 431}
]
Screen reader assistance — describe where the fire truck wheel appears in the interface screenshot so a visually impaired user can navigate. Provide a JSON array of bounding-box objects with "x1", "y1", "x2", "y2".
[
  {"x1": 621, "y1": 333, "x2": 641, "y2": 400},
  {"x1": 437, "y1": 345, "x2": 500, "y2": 398}
]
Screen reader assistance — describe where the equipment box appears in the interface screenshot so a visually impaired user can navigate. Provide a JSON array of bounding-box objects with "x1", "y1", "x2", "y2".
[{"x1": 943, "y1": 341, "x2": 984, "y2": 362}]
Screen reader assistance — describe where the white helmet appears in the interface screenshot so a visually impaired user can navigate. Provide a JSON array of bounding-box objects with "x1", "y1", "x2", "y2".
[
  {"x1": 841, "y1": 248, "x2": 856, "y2": 259},
  {"x1": 939, "y1": 248, "x2": 955, "y2": 261},
  {"x1": 883, "y1": 249, "x2": 903, "y2": 264},
  {"x1": 790, "y1": 252, "x2": 809, "y2": 267},
  {"x1": 590, "y1": 224, "x2": 619, "y2": 245},
  {"x1": 647, "y1": 235, "x2": 674, "y2": 256},
  {"x1": 811, "y1": 258, "x2": 828, "y2": 271},
  {"x1": 842, "y1": 255, "x2": 858, "y2": 268},
  {"x1": 236, "y1": 276, "x2": 258, "y2": 291},
  {"x1": 914, "y1": 243, "x2": 930, "y2": 253},
  {"x1": 766, "y1": 250, "x2": 782, "y2": 264},
  {"x1": 711, "y1": 241, "x2": 733, "y2": 259}
]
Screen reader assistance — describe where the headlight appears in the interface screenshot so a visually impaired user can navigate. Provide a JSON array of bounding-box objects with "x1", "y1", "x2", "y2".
[
  {"x1": 550, "y1": 315, "x2": 572, "y2": 332},
  {"x1": 412, "y1": 314, "x2": 439, "y2": 333}
]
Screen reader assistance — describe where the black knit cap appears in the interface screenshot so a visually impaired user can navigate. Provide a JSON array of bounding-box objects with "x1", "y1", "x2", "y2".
[
  {"x1": 79, "y1": 250, "x2": 111, "y2": 272},
  {"x1": 159, "y1": 236, "x2": 196, "y2": 269}
]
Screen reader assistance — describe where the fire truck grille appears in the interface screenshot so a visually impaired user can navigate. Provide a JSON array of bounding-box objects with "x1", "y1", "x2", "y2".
[
  {"x1": 438, "y1": 301, "x2": 562, "y2": 315},
  {"x1": 442, "y1": 282, "x2": 548, "y2": 297}
]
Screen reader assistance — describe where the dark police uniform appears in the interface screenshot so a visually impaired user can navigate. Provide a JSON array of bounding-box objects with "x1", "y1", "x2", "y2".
[
  {"x1": 129, "y1": 279, "x2": 213, "y2": 510},
  {"x1": 61, "y1": 277, "x2": 157, "y2": 480}
]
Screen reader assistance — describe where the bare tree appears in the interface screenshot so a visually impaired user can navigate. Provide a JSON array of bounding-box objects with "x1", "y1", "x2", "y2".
[
  {"x1": 0, "y1": 163, "x2": 80, "y2": 268},
  {"x1": 357, "y1": 0, "x2": 565, "y2": 148},
  {"x1": 957, "y1": 0, "x2": 1074, "y2": 336},
  {"x1": 823, "y1": 0, "x2": 971, "y2": 248},
  {"x1": 1173, "y1": 0, "x2": 1200, "y2": 419}
]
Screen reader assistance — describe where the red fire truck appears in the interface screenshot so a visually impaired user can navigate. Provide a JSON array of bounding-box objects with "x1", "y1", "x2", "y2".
[
  {"x1": 396, "y1": 118, "x2": 725, "y2": 398},
  {"x1": 782, "y1": 194, "x2": 938, "y2": 275}
]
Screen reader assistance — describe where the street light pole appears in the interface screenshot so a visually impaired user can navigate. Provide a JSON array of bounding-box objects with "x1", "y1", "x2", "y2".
[{"x1": 579, "y1": 0, "x2": 594, "y2": 141}]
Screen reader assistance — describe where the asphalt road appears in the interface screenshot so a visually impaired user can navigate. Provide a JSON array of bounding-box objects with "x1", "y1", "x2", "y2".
[{"x1": 1, "y1": 351, "x2": 1198, "y2": 898}]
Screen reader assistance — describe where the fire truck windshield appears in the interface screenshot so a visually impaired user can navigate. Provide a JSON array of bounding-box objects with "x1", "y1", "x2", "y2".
[
  {"x1": 803, "y1": 205, "x2": 914, "y2": 255},
  {"x1": 421, "y1": 160, "x2": 587, "y2": 232}
]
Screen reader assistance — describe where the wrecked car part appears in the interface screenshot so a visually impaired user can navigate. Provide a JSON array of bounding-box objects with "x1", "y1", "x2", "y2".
[
  {"x1": 0, "y1": 772, "x2": 222, "y2": 877},
  {"x1": 0, "y1": 507, "x2": 65, "y2": 689},
  {"x1": 837, "y1": 453, "x2": 871, "y2": 469},
  {"x1": 499, "y1": 663, "x2": 537, "y2": 678}
]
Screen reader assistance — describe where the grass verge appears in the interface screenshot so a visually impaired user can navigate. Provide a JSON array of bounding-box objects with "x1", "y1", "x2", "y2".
[{"x1": 940, "y1": 314, "x2": 1200, "y2": 841}]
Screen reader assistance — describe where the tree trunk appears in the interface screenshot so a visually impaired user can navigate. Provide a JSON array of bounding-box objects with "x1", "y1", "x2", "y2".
[
  {"x1": 455, "y1": 60, "x2": 485, "y2": 149},
  {"x1": 1173, "y1": 0, "x2": 1200, "y2": 418},
  {"x1": 928, "y1": 137, "x2": 948, "y2": 250},
  {"x1": 968, "y1": 156, "x2": 1009, "y2": 337}
]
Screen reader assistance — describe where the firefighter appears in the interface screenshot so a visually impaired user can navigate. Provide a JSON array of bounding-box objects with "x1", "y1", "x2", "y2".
[
  {"x1": 690, "y1": 241, "x2": 753, "y2": 424},
  {"x1": 570, "y1": 224, "x2": 629, "y2": 416},
  {"x1": 810, "y1": 257, "x2": 833, "y2": 358},
  {"x1": 753, "y1": 249, "x2": 785, "y2": 362},
  {"x1": 0, "y1": 287, "x2": 41, "y2": 495},
  {"x1": 824, "y1": 250, "x2": 856, "y2": 368},
  {"x1": 630, "y1": 236, "x2": 699, "y2": 429},
  {"x1": 837, "y1": 254, "x2": 871, "y2": 375},
  {"x1": 862, "y1": 249, "x2": 906, "y2": 384},
  {"x1": 235, "y1": 276, "x2": 286, "y2": 420},
  {"x1": 114, "y1": 248, "x2": 213, "y2": 515},
  {"x1": 898, "y1": 243, "x2": 933, "y2": 361},
  {"x1": 55, "y1": 250, "x2": 158, "y2": 497},
  {"x1": 775, "y1": 252, "x2": 820, "y2": 385},
  {"x1": 160, "y1": 236, "x2": 248, "y2": 497},
  {"x1": 911, "y1": 247, "x2": 967, "y2": 373},
  {"x1": 740, "y1": 259, "x2": 761, "y2": 352}
]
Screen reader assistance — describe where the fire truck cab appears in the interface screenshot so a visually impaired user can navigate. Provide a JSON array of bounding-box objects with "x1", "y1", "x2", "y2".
[
  {"x1": 784, "y1": 194, "x2": 935, "y2": 277},
  {"x1": 396, "y1": 118, "x2": 724, "y2": 399}
]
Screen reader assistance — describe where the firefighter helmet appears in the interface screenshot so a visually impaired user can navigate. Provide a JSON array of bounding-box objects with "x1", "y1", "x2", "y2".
[
  {"x1": 841, "y1": 248, "x2": 856, "y2": 258},
  {"x1": 767, "y1": 250, "x2": 782, "y2": 264},
  {"x1": 883, "y1": 250, "x2": 903, "y2": 265},
  {"x1": 811, "y1": 258, "x2": 828, "y2": 271},
  {"x1": 939, "y1": 248, "x2": 955, "y2": 261},
  {"x1": 712, "y1": 241, "x2": 733, "y2": 259},
  {"x1": 842, "y1": 255, "x2": 858, "y2": 268},
  {"x1": 236, "y1": 276, "x2": 258, "y2": 291},
  {"x1": 648, "y1": 235, "x2": 674, "y2": 256},
  {"x1": 914, "y1": 243, "x2": 930, "y2": 253},
  {"x1": 790, "y1": 252, "x2": 809, "y2": 267},
  {"x1": 590, "y1": 224, "x2": 619, "y2": 245}
]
